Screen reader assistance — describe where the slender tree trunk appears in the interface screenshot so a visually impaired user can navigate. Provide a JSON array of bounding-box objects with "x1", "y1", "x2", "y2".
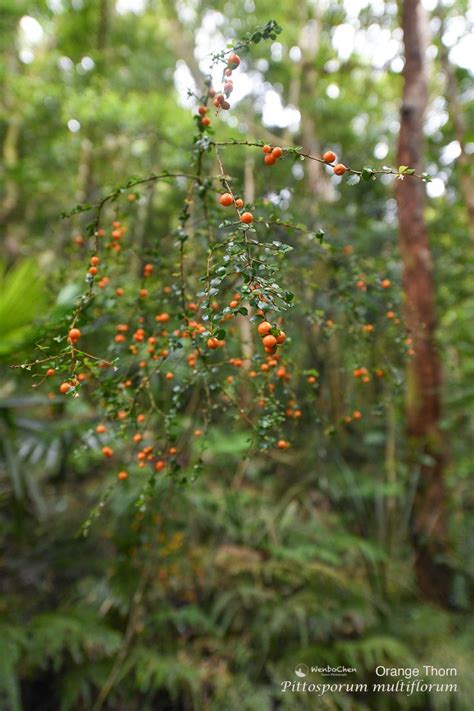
[
  {"x1": 438, "y1": 21, "x2": 474, "y2": 239},
  {"x1": 97, "y1": 0, "x2": 110, "y2": 53},
  {"x1": 396, "y1": 0, "x2": 452, "y2": 605},
  {"x1": 299, "y1": 16, "x2": 335, "y2": 204}
]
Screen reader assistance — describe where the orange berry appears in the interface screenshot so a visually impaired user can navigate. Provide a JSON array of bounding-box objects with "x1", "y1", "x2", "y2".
[
  {"x1": 139, "y1": 288, "x2": 148, "y2": 298},
  {"x1": 219, "y1": 192, "x2": 233, "y2": 207},
  {"x1": 194, "y1": 429, "x2": 203, "y2": 437},
  {"x1": 96, "y1": 424, "x2": 106, "y2": 434},
  {"x1": 235, "y1": 198, "x2": 244, "y2": 208},
  {"x1": 272, "y1": 146, "x2": 283, "y2": 158},
  {"x1": 59, "y1": 382, "x2": 71, "y2": 394},
  {"x1": 386, "y1": 311, "x2": 395, "y2": 320},
  {"x1": 116, "y1": 287, "x2": 124, "y2": 296},
  {"x1": 264, "y1": 154, "x2": 276, "y2": 166},
  {"x1": 169, "y1": 447, "x2": 177, "y2": 455},
  {"x1": 276, "y1": 330, "x2": 286, "y2": 345},
  {"x1": 90, "y1": 255, "x2": 100, "y2": 266},
  {"x1": 133, "y1": 433, "x2": 143, "y2": 444},
  {"x1": 88, "y1": 266, "x2": 98, "y2": 276},
  {"x1": 334, "y1": 163, "x2": 347, "y2": 176},
  {"x1": 198, "y1": 106, "x2": 207, "y2": 116},
  {"x1": 257, "y1": 321, "x2": 272, "y2": 336},
  {"x1": 381, "y1": 279, "x2": 391, "y2": 289},
  {"x1": 229, "y1": 300, "x2": 238, "y2": 308},
  {"x1": 117, "y1": 471, "x2": 128, "y2": 481},
  {"x1": 323, "y1": 150, "x2": 337, "y2": 164},
  {"x1": 262, "y1": 334, "x2": 277, "y2": 348},
  {"x1": 202, "y1": 117, "x2": 211, "y2": 127},
  {"x1": 68, "y1": 327, "x2": 81, "y2": 342},
  {"x1": 307, "y1": 375, "x2": 316, "y2": 384},
  {"x1": 46, "y1": 368, "x2": 55, "y2": 376},
  {"x1": 240, "y1": 212, "x2": 253, "y2": 224},
  {"x1": 277, "y1": 439, "x2": 290, "y2": 449},
  {"x1": 228, "y1": 53, "x2": 240, "y2": 68},
  {"x1": 207, "y1": 337, "x2": 219, "y2": 349},
  {"x1": 102, "y1": 446, "x2": 113, "y2": 458},
  {"x1": 155, "y1": 460, "x2": 165, "y2": 471},
  {"x1": 165, "y1": 372, "x2": 174, "y2": 380},
  {"x1": 352, "y1": 410, "x2": 362, "y2": 420},
  {"x1": 262, "y1": 145, "x2": 272, "y2": 154}
]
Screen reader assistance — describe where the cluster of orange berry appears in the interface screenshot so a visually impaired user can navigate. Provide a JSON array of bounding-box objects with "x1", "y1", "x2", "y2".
[
  {"x1": 68, "y1": 327, "x2": 81, "y2": 345},
  {"x1": 219, "y1": 191, "x2": 254, "y2": 224},
  {"x1": 353, "y1": 366, "x2": 385, "y2": 383},
  {"x1": 95, "y1": 418, "x2": 178, "y2": 481},
  {"x1": 197, "y1": 52, "x2": 241, "y2": 128},
  {"x1": 207, "y1": 336, "x2": 225, "y2": 350},
  {"x1": 343, "y1": 410, "x2": 362, "y2": 424},
  {"x1": 143, "y1": 262, "x2": 153, "y2": 278},
  {"x1": 219, "y1": 192, "x2": 243, "y2": 209},
  {"x1": 357, "y1": 276, "x2": 392, "y2": 291},
  {"x1": 262, "y1": 144, "x2": 283, "y2": 166},
  {"x1": 256, "y1": 320, "x2": 286, "y2": 355},
  {"x1": 94, "y1": 220, "x2": 127, "y2": 254},
  {"x1": 86, "y1": 253, "x2": 110, "y2": 289},
  {"x1": 323, "y1": 150, "x2": 347, "y2": 176}
]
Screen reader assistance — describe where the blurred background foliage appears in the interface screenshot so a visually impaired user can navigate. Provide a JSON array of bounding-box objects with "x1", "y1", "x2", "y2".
[{"x1": 0, "y1": 0, "x2": 473, "y2": 709}]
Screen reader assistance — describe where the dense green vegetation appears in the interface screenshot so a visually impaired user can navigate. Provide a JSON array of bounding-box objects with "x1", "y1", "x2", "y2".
[{"x1": 0, "y1": 1, "x2": 473, "y2": 709}]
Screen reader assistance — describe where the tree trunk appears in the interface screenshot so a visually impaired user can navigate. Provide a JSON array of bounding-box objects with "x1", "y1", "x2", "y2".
[
  {"x1": 396, "y1": 0, "x2": 452, "y2": 606},
  {"x1": 438, "y1": 17, "x2": 474, "y2": 240}
]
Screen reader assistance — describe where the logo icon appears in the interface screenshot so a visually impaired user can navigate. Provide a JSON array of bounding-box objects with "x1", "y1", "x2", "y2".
[{"x1": 295, "y1": 664, "x2": 308, "y2": 678}]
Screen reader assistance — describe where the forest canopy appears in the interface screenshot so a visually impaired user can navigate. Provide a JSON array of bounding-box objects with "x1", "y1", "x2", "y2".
[{"x1": 0, "y1": 1, "x2": 473, "y2": 710}]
